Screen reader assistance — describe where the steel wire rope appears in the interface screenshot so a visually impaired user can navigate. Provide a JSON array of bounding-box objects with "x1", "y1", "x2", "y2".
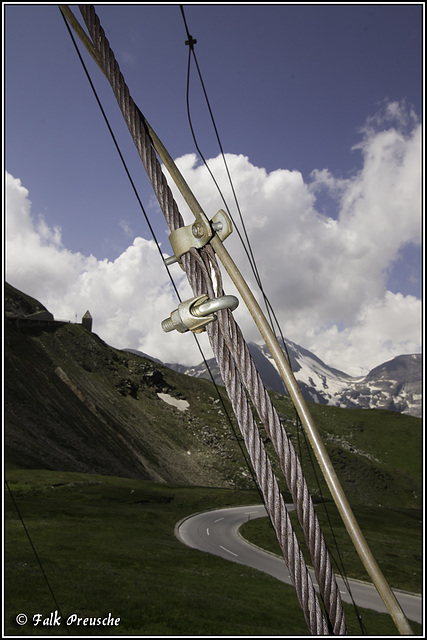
[
  {"x1": 60, "y1": 8, "x2": 260, "y2": 498},
  {"x1": 179, "y1": 9, "x2": 349, "y2": 632},
  {"x1": 202, "y1": 256, "x2": 346, "y2": 634},
  {"x1": 5, "y1": 479, "x2": 69, "y2": 633},
  {"x1": 295, "y1": 419, "x2": 368, "y2": 635},
  {"x1": 75, "y1": 4, "x2": 347, "y2": 632},
  {"x1": 179, "y1": 9, "x2": 365, "y2": 631},
  {"x1": 70, "y1": 7, "x2": 416, "y2": 635},
  {"x1": 76, "y1": 3, "x2": 336, "y2": 630},
  {"x1": 181, "y1": 244, "x2": 332, "y2": 635}
]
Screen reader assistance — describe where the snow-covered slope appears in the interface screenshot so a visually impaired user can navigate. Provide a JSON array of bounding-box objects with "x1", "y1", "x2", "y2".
[
  {"x1": 337, "y1": 354, "x2": 422, "y2": 417},
  {"x1": 161, "y1": 339, "x2": 422, "y2": 418}
]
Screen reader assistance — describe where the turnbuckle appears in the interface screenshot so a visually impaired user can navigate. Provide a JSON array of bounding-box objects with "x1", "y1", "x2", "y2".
[{"x1": 161, "y1": 294, "x2": 239, "y2": 334}]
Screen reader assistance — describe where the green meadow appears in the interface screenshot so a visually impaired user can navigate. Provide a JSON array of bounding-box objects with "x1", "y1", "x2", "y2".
[{"x1": 4, "y1": 466, "x2": 422, "y2": 636}]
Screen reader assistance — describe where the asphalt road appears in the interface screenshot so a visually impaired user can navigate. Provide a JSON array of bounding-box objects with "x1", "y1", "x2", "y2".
[{"x1": 175, "y1": 504, "x2": 422, "y2": 625}]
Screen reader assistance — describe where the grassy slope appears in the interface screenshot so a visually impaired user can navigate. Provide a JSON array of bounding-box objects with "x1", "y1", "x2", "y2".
[
  {"x1": 4, "y1": 312, "x2": 423, "y2": 635},
  {"x1": 267, "y1": 392, "x2": 422, "y2": 509},
  {"x1": 5, "y1": 324, "x2": 422, "y2": 508},
  {"x1": 5, "y1": 321, "x2": 422, "y2": 509},
  {"x1": 4, "y1": 467, "x2": 422, "y2": 637},
  {"x1": 5, "y1": 322, "x2": 250, "y2": 488}
]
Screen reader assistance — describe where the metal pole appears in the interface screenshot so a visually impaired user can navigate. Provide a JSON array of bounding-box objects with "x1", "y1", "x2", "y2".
[
  {"x1": 149, "y1": 119, "x2": 415, "y2": 632},
  {"x1": 209, "y1": 235, "x2": 414, "y2": 636},
  {"x1": 59, "y1": 8, "x2": 414, "y2": 633},
  {"x1": 134, "y1": 108, "x2": 414, "y2": 636}
]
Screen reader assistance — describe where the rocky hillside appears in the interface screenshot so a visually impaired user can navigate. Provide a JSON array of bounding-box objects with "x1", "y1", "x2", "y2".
[
  {"x1": 5, "y1": 286, "x2": 249, "y2": 488},
  {"x1": 5, "y1": 282, "x2": 52, "y2": 318},
  {"x1": 4, "y1": 284, "x2": 422, "y2": 507}
]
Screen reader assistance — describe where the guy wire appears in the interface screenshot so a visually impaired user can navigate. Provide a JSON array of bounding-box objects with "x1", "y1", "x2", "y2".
[
  {"x1": 60, "y1": 8, "x2": 262, "y2": 498},
  {"x1": 179, "y1": 5, "x2": 293, "y2": 372},
  {"x1": 5, "y1": 479, "x2": 69, "y2": 633},
  {"x1": 180, "y1": 6, "x2": 369, "y2": 632}
]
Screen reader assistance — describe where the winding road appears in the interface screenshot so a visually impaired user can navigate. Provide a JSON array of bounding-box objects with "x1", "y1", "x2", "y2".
[{"x1": 175, "y1": 504, "x2": 422, "y2": 625}]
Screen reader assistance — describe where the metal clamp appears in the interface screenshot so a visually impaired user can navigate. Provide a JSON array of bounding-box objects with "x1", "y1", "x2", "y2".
[
  {"x1": 161, "y1": 294, "x2": 239, "y2": 334},
  {"x1": 164, "y1": 209, "x2": 233, "y2": 268}
]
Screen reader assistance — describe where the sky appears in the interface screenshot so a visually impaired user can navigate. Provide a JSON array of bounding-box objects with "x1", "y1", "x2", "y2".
[{"x1": 4, "y1": 3, "x2": 423, "y2": 375}]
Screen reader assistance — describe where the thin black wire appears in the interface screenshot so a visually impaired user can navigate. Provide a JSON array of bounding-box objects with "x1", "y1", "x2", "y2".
[
  {"x1": 61, "y1": 11, "x2": 178, "y2": 297},
  {"x1": 61, "y1": 9, "x2": 262, "y2": 499},
  {"x1": 295, "y1": 417, "x2": 367, "y2": 635},
  {"x1": 196, "y1": 356, "x2": 262, "y2": 495},
  {"x1": 180, "y1": 7, "x2": 262, "y2": 286},
  {"x1": 5, "y1": 479, "x2": 69, "y2": 634},
  {"x1": 180, "y1": 7, "x2": 368, "y2": 632},
  {"x1": 183, "y1": 36, "x2": 294, "y2": 381},
  {"x1": 180, "y1": 5, "x2": 293, "y2": 382}
]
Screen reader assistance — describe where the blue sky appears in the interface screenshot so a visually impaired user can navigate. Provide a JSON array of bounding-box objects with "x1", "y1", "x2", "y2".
[{"x1": 4, "y1": 3, "x2": 422, "y2": 373}]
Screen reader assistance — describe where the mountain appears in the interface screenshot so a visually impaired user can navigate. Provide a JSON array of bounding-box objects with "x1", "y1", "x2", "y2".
[
  {"x1": 164, "y1": 339, "x2": 422, "y2": 418},
  {"x1": 336, "y1": 354, "x2": 422, "y2": 416},
  {"x1": 4, "y1": 282, "x2": 54, "y2": 319},
  {"x1": 4, "y1": 284, "x2": 422, "y2": 508},
  {"x1": 4, "y1": 284, "x2": 250, "y2": 489}
]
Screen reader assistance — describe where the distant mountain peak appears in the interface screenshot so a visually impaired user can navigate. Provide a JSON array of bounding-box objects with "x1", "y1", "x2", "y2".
[{"x1": 164, "y1": 339, "x2": 422, "y2": 418}]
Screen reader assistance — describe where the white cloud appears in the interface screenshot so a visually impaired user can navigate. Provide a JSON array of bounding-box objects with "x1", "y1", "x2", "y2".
[
  {"x1": 304, "y1": 292, "x2": 422, "y2": 376},
  {"x1": 119, "y1": 219, "x2": 134, "y2": 238},
  {"x1": 5, "y1": 172, "x2": 202, "y2": 366},
  {"x1": 5, "y1": 101, "x2": 422, "y2": 374},
  {"x1": 164, "y1": 100, "x2": 421, "y2": 372}
]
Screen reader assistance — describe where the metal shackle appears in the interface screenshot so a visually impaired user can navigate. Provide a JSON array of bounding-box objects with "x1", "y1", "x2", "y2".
[
  {"x1": 161, "y1": 294, "x2": 239, "y2": 334},
  {"x1": 191, "y1": 294, "x2": 239, "y2": 318}
]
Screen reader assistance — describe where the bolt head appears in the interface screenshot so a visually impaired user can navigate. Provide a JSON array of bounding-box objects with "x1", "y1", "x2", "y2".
[{"x1": 192, "y1": 223, "x2": 205, "y2": 238}]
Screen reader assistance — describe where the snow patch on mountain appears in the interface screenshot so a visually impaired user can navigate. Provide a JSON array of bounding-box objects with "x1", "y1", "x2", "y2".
[
  {"x1": 159, "y1": 339, "x2": 422, "y2": 418},
  {"x1": 157, "y1": 392, "x2": 189, "y2": 411}
]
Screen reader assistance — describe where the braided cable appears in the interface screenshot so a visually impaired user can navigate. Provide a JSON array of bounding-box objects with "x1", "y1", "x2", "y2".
[
  {"x1": 78, "y1": 5, "x2": 345, "y2": 634},
  {"x1": 184, "y1": 243, "x2": 345, "y2": 634},
  {"x1": 215, "y1": 305, "x2": 346, "y2": 634},
  {"x1": 177, "y1": 246, "x2": 328, "y2": 634},
  {"x1": 210, "y1": 318, "x2": 329, "y2": 635}
]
